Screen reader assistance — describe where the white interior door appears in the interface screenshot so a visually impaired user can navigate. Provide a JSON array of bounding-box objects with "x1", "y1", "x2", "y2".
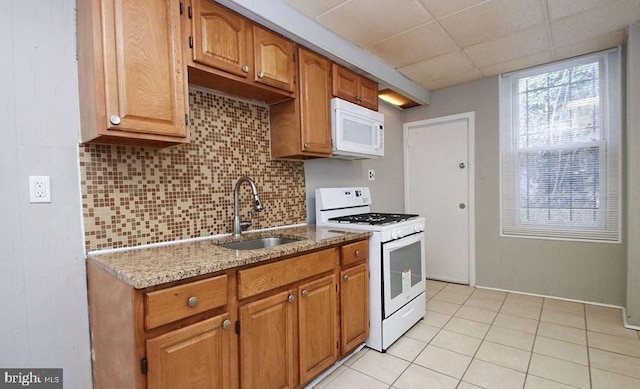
[{"x1": 404, "y1": 112, "x2": 475, "y2": 285}]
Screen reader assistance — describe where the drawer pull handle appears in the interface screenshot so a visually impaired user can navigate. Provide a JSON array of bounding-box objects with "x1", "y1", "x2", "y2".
[
  {"x1": 343, "y1": 274, "x2": 349, "y2": 282},
  {"x1": 301, "y1": 290, "x2": 308, "y2": 298},
  {"x1": 187, "y1": 296, "x2": 199, "y2": 308},
  {"x1": 222, "y1": 319, "x2": 231, "y2": 330},
  {"x1": 287, "y1": 294, "x2": 295, "y2": 303},
  {"x1": 355, "y1": 250, "x2": 360, "y2": 257}
]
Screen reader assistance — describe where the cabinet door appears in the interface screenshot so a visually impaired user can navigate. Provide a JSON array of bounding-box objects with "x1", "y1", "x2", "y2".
[
  {"x1": 332, "y1": 64, "x2": 359, "y2": 105},
  {"x1": 146, "y1": 314, "x2": 232, "y2": 389},
  {"x1": 358, "y1": 76, "x2": 379, "y2": 111},
  {"x1": 191, "y1": 0, "x2": 249, "y2": 78},
  {"x1": 252, "y1": 25, "x2": 295, "y2": 93},
  {"x1": 298, "y1": 48, "x2": 332, "y2": 155},
  {"x1": 340, "y1": 263, "x2": 369, "y2": 353},
  {"x1": 298, "y1": 275, "x2": 338, "y2": 385},
  {"x1": 101, "y1": 0, "x2": 187, "y2": 137},
  {"x1": 239, "y1": 290, "x2": 296, "y2": 389}
]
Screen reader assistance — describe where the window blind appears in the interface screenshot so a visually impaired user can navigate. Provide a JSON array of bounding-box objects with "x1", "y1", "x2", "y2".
[{"x1": 499, "y1": 48, "x2": 621, "y2": 242}]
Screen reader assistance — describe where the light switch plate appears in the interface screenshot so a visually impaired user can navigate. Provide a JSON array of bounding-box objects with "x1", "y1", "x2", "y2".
[{"x1": 29, "y1": 176, "x2": 51, "y2": 203}]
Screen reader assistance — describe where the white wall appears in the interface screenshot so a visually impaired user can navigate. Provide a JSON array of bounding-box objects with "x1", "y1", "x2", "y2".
[
  {"x1": 627, "y1": 23, "x2": 640, "y2": 326},
  {"x1": 305, "y1": 101, "x2": 405, "y2": 222},
  {"x1": 0, "y1": 0, "x2": 92, "y2": 386}
]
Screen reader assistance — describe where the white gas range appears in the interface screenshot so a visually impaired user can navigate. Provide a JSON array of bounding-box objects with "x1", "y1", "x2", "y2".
[{"x1": 315, "y1": 187, "x2": 426, "y2": 352}]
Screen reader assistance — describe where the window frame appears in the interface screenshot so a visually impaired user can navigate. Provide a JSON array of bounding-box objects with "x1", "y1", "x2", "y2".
[{"x1": 499, "y1": 48, "x2": 622, "y2": 243}]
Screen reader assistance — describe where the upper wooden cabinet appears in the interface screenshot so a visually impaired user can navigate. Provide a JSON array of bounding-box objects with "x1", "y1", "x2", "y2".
[
  {"x1": 270, "y1": 47, "x2": 332, "y2": 159},
  {"x1": 186, "y1": 0, "x2": 295, "y2": 104},
  {"x1": 77, "y1": 0, "x2": 189, "y2": 147},
  {"x1": 332, "y1": 64, "x2": 379, "y2": 111},
  {"x1": 190, "y1": 0, "x2": 249, "y2": 78},
  {"x1": 252, "y1": 25, "x2": 296, "y2": 93}
]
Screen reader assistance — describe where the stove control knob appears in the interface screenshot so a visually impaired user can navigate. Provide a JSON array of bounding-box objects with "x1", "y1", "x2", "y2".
[
  {"x1": 391, "y1": 231, "x2": 399, "y2": 239},
  {"x1": 414, "y1": 225, "x2": 421, "y2": 233}
]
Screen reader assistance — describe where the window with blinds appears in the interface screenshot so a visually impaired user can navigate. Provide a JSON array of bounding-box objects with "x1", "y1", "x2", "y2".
[{"x1": 499, "y1": 48, "x2": 621, "y2": 242}]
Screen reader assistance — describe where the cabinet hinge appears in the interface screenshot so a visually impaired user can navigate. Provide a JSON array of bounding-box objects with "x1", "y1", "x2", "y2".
[
  {"x1": 336, "y1": 341, "x2": 339, "y2": 350},
  {"x1": 140, "y1": 357, "x2": 148, "y2": 375},
  {"x1": 189, "y1": 36, "x2": 193, "y2": 48},
  {"x1": 188, "y1": 5, "x2": 193, "y2": 18},
  {"x1": 179, "y1": 2, "x2": 184, "y2": 15},
  {"x1": 235, "y1": 321, "x2": 241, "y2": 335},
  {"x1": 185, "y1": 113, "x2": 189, "y2": 126}
]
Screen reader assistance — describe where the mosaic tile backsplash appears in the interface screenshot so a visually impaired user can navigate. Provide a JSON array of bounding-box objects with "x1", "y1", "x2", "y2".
[{"x1": 80, "y1": 87, "x2": 306, "y2": 251}]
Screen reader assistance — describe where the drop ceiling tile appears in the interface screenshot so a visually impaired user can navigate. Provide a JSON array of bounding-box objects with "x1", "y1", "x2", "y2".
[
  {"x1": 547, "y1": 0, "x2": 610, "y2": 20},
  {"x1": 479, "y1": 51, "x2": 552, "y2": 77},
  {"x1": 439, "y1": 0, "x2": 546, "y2": 47},
  {"x1": 419, "y1": 0, "x2": 487, "y2": 19},
  {"x1": 398, "y1": 51, "x2": 480, "y2": 89},
  {"x1": 551, "y1": 1, "x2": 640, "y2": 48},
  {"x1": 427, "y1": 69, "x2": 485, "y2": 90},
  {"x1": 284, "y1": 0, "x2": 349, "y2": 18},
  {"x1": 553, "y1": 30, "x2": 625, "y2": 60},
  {"x1": 317, "y1": 0, "x2": 433, "y2": 47},
  {"x1": 464, "y1": 25, "x2": 549, "y2": 67},
  {"x1": 368, "y1": 22, "x2": 458, "y2": 67}
]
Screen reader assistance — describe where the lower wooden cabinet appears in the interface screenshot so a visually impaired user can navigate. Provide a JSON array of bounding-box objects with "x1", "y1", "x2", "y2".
[
  {"x1": 298, "y1": 275, "x2": 339, "y2": 385},
  {"x1": 340, "y1": 263, "x2": 369, "y2": 353},
  {"x1": 239, "y1": 289, "x2": 296, "y2": 389},
  {"x1": 146, "y1": 314, "x2": 232, "y2": 389},
  {"x1": 87, "y1": 239, "x2": 369, "y2": 389}
]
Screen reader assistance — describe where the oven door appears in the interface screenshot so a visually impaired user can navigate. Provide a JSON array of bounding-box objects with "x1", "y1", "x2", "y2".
[{"x1": 382, "y1": 232, "x2": 425, "y2": 318}]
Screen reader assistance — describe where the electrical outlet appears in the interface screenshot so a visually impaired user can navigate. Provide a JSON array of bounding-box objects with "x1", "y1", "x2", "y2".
[
  {"x1": 368, "y1": 169, "x2": 376, "y2": 181},
  {"x1": 29, "y1": 176, "x2": 51, "y2": 203}
]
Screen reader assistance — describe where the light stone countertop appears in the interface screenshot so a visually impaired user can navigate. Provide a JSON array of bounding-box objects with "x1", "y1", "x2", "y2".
[{"x1": 87, "y1": 225, "x2": 371, "y2": 289}]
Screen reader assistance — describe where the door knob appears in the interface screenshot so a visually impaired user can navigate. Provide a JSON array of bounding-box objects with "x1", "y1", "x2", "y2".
[
  {"x1": 287, "y1": 294, "x2": 295, "y2": 303},
  {"x1": 110, "y1": 115, "x2": 121, "y2": 125},
  {"x1": 459, "y1": 203, "x2": 466, "y2": 209},
  {"x1": 222, "y1": 319, "x2": 231, "y2": 330},
  {"x1": 241, "y1": 65, "x2": 249, "y2": 73},
  {"x1": 459, "y1": 162, "x2": 466, "y2": 169},
  {"x1": 257, "y1": 71, "x2": 265, "y2": 78}
]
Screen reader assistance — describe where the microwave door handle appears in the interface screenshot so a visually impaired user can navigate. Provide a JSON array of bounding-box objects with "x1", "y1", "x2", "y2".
[{"x1": 376, "y1": 124, "x2": 383, "y2": 148}]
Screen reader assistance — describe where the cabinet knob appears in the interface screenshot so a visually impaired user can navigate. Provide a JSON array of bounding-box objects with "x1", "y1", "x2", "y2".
[
  {"x1": 187, "y1": 296, "x2": 199, "y2": 308},
  {"x1": 222, "y1": 319, "x2": 231, "y2": 330},
  {"x1": 287, "y1": 294, "x2": 295, "y2": 303},
  {"x1": 343, "y1": 274, "x2": 349, "y2": 282},
  {"x1": 241, "y1": 65, "x2": 249, "y2": 73},
  {"x1": 355, "y1": 250, "x2": 360, "y2": 257},
  {"x1": 303, "y1": 142, "x2": 309, "y2": 149},
  {"x1": 301, "y1": 290, "x2": 308, "y2": 298},
  {"x1": 110, "y1": 115, "x2": 121, "y2": 125},
  {"x1": 257, "y1": 71, "x2": 265, "y2": 79},
  {"x1": 356, "y1": 96, "x2": 362, "y2": 102}
]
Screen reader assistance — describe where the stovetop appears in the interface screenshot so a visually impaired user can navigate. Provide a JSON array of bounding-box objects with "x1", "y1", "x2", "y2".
[{"x1": 329, "y1": 212, "x2": 419, "y2": 226}]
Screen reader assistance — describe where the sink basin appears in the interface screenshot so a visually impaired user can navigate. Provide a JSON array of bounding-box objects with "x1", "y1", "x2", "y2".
[{"x1": 217, "y1": 236, "x2": 301, "y2": 250}]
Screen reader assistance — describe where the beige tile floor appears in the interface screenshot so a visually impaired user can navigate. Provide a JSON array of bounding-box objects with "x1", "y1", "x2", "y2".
[{"x1": 313, "y1": 280, "x2": 640, "y2": 389}]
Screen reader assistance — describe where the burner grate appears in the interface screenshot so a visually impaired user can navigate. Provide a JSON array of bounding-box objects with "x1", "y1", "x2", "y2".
[{"x1": 329, "y1": 212, "x2": 418, "y2": 225}]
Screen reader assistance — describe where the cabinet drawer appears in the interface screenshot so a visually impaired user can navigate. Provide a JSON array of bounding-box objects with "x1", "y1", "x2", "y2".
[
  {"x1": 340, "y1": 240, "x2": 369, "y2": 266},
  {"x1": 145, "y1": 275, "x2": 228, "y2": 330},
  {"x1": 238, "y1": 248, "x2": 338, "y2": 299}
]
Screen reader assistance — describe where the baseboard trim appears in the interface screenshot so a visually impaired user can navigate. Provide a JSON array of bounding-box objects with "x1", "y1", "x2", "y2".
[{"x1": 475, "y1": 285, "x2": 640, "y2": 331}]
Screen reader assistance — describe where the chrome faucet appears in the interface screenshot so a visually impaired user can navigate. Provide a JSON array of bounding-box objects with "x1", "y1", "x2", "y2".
[{"x1": 232, "y1": 176, "x2": 264, "y2": 237}]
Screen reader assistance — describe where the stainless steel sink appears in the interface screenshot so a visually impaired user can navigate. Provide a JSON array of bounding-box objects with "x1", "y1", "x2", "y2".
[{"x1": 217, "y1": 236, "x2": 301, "y2": 250}]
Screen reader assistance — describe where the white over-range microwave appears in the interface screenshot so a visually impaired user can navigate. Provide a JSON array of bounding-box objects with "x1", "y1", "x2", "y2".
[{"x1": 331, "y1": 97, "x2": 384, "y2": 159}]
